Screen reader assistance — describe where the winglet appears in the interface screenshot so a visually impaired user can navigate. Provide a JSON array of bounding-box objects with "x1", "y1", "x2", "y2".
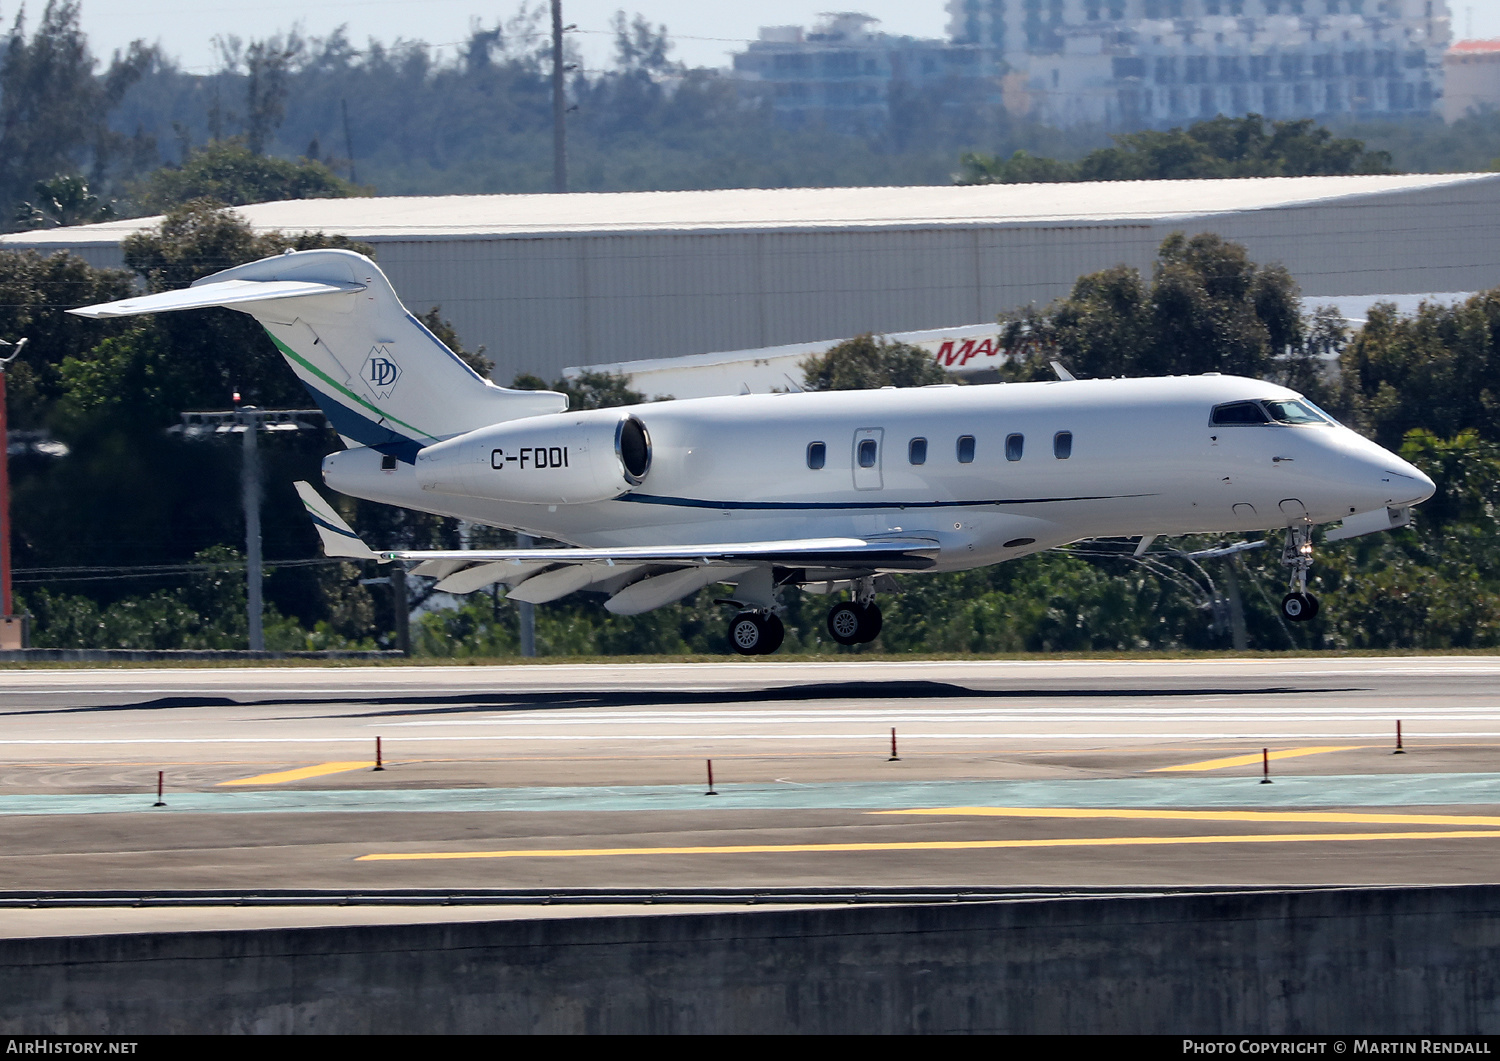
[{"x1": 293, "y1": 481, "x2": 381, "y2": 561}]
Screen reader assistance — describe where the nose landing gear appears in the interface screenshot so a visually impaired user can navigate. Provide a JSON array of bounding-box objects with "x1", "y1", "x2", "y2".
[
  {"x1": 827, "y1": 577, "x2": 883, "y2": 645},
  {"x1": 1280, "y1": 522, "x2": 1319, "y2": 622}
]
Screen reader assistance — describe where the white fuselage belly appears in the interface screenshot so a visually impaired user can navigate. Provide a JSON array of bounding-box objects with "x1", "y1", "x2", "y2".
[{"x1": 324, "y1": 375, "x2": 1429, "y2": 571}]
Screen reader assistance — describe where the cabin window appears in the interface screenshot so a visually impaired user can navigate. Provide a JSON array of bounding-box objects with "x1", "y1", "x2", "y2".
[
  {"x1": 957, "y1": 435, "x2": 976, "y2": 463},
  {"x1": 807, "y1": 441, "x2": 826, "y2": 469},
  {"x1": 1006, "y1": 434, "x2": 1024, "y2": 461},
  {"x1": 858, "y1": 438, "x2": 878, "y2": 468},
  {"x1": 1212, "y1": 401, "x2": 1269, "y2": 425},
  {"x1": 1053, "y1": 431, "x2": 1072, "y2": 459},
  {"x1": 908, "y1": 437, "x2": 927, "y2": 465}
]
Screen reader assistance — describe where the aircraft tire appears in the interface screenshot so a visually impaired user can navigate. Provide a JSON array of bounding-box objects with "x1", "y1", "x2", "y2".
[
  {"x1": 1281, "y1": 592, "x2": 1317, "y2": 622},
  {"x1": 758, "y1": 613, "x2": 785, "y2": 655},
  {"x1": 729, "y1": 612, "x2": 770, "y2": 655},
  {"x1": 856, "y1": 602, "x2": 883, "y2": 644},
  {"x1": 827, "y1": 603, "x2": 865, "y2": 646}
]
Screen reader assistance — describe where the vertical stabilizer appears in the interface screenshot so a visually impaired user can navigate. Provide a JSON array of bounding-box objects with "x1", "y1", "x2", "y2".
[{"x1": 70, "y1": 249, "x2": 566, "y2": 459}]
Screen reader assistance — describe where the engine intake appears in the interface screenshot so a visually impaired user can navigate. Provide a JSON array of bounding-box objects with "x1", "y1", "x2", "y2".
[{"x1": 415, "y1": 412, "x2": 651, "y2": 504}]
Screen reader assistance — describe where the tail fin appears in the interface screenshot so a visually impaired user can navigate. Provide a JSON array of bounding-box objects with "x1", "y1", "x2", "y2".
[{"x1": 71, "y1": 249, "x2": 565, "y2": 459}]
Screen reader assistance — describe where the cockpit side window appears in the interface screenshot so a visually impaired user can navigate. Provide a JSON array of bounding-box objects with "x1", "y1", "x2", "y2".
[{"x1": 1211, "y1": 401, "x2": 1270, "y2": 425}]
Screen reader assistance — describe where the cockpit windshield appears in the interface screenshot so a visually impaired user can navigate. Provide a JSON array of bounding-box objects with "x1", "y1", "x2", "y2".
[
  {"x1": 1212, "y1": 399, "x2": 1334, "y2": 426},
  {"x1": 1262, "y1": 399, "x2": 1331, "y2": 425}
]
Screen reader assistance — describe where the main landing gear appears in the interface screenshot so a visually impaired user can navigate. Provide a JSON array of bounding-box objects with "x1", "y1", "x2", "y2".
[
  {"x1": 827, "y1": 601, "x2": 882, "y2": 645},
  {"x1": 1280, "y1": 521, "x2": 1319, "y2": 623},
  {"x1": 728, "y1": 611, "x2": 784, "y2": 655},
  {"x1": 827, "y1": 576, "x2": 883, "y2": 646},
  {"x1": 726, "y1": 574, "x2": 886, "y2": 655}
]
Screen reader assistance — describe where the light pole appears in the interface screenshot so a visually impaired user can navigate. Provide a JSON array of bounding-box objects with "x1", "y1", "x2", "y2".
[
  {"x1": 0, "y1": 338, "x2": 28, "y2": 649},
  {"x1": 552, "y1": 0, "x2": 569, "y2": 193},
  {"x1": 175, "y1": 407, "x2": 325, "y2": 650}
]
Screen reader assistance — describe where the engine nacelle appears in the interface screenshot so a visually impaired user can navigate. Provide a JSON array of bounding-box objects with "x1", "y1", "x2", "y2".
[{"x1": 414, "y1": 411, "x2": 652, "y2": 504}]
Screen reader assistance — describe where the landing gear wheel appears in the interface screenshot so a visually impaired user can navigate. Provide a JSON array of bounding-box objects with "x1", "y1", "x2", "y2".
[
  {"x1": 728, "y1": 612, "x2": 783, "y2": 655},
  {"x1": 758, "y1": 613, "x2": 785, "y2": 654},
  {"x1": 827, "y1": 602, "x2": 882, "y2": 645},
  {"x1": 1281, "y1": 592, "x2": 1319, "y2": 622}
]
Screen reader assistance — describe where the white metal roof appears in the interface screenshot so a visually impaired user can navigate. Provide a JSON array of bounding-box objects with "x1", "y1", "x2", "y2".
[{"x1": 4, "y1": 173, "x2": 1496, "y2": 246}]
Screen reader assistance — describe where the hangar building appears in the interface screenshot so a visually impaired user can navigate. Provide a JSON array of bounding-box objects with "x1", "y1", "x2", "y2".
[{"x1": 4, "y1": 172, "x2": 1499, "y2": 385}]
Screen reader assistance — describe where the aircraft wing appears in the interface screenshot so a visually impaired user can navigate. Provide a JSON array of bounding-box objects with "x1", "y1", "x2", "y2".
[
  {"x1": 385, "y1": 538, "x2": 940, "y2": 569},
  {"x1": 294, "y1": 481, "x2": 939, "y2": 607}
]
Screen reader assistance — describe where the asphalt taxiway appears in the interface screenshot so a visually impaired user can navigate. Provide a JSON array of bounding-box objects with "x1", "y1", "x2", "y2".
[{"x1": 4, "y1": 657, "x2": 1500, "y2": 933}]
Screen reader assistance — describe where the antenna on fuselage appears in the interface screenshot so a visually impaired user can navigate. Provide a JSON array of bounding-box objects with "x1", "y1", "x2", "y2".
[{"x1": 1049, "y1": 360, "x2": 1076, "y2": 381}]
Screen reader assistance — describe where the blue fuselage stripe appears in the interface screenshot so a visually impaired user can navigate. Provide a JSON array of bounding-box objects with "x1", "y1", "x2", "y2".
[{"x1": 616, "y1": 493, "x2": 1146, "y2": 511}]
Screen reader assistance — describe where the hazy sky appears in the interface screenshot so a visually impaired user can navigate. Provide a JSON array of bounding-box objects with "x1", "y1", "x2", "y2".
[{"x1": 64, "y1": 1, "x2": 1500, "y2": 74}]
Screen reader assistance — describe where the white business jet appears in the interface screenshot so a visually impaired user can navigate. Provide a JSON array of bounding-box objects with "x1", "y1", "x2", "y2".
[{"x1": 72, "y1": 249, "x2": 1435, "y2": 654}]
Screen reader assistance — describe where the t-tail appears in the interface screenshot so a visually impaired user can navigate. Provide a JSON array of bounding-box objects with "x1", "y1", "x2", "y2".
[{"x1": 69, "y1": 249, "x2": 565, "y2": 459}]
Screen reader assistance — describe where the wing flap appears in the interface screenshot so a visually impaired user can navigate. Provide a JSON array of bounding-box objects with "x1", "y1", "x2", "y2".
[{"x1": 68, "y1": 278, "x2": 366, "y2": 319}]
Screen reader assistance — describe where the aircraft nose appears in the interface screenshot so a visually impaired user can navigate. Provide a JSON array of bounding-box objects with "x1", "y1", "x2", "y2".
[{"x1": 1363, "y1": 446, "x2": 1436, "y2": 507}]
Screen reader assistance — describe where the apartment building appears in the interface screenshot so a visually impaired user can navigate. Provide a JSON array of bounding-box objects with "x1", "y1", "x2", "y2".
[
  {"x1": 730, "y1": 13, "x2": 1000, "y2": 129},
  {"x1": 948, "y1": 0, "x2": 1450, "y2": 126}
]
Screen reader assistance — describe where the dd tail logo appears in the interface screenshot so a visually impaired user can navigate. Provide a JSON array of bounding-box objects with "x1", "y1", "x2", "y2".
[{"x1": 361, "y1": 347, "x2": 402, "y2": 399}]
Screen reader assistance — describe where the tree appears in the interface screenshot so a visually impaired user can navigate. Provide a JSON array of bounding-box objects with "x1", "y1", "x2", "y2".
[
  {"x1": 1337, "y1": 290, "x2": 1500, "y2": 449},
  {"x1": 956, "y1": 115, "x2": 1394, "y2": 185},
  {"x1": 0, "y1": 247, "x2": 134, "y2": 429},
  {"x1": 13, "y1": 174, "x2": 115, "y2": 228},
  {"x1": 512, "y1": 369, "x2": 644, "y2": 409},
  {"x1": 802, "y1": 334, "x2": 953, "y2": 391},
  {"x1": 416, "y1": 306, "x2": 493, "y2": 379},
  {"x1": 131, "y1": 140, "x2": 367, "y2": 212},
  {"x1": 997, "y1": 233, "x2": 1324, "y2": 395},
  {"x1": 0, "y1": 2, "x2": 153, "y2": 221}
]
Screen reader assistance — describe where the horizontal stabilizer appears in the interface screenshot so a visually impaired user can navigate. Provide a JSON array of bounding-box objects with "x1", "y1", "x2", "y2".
[
  {"x1": 68, "y1": 278, "x2": 366, "y2": 318},
  {"x1": 294, "y1": 481, "x2": 380, "y2": 560}
]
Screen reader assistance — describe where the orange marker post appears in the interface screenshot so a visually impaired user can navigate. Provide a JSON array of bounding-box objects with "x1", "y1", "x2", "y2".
[
  {"x1": 374, "y1": 736, "x2": 385, "y2": 771},
  {"x1": 705, "y1": 759, "x2": 717, "y2": 796},
  {"x1": 1260, "y1": 748, "x2": 1272, "y2": 785},
  {"x1": 153, "y1": 770, "x2": 166, "y2": 807},
  {"x1": 889, "y1": 727, "x2": 900, "y2": 762},
  {"x1": 1394, "y1": 720, "x2": 1405, "y2": 755}
]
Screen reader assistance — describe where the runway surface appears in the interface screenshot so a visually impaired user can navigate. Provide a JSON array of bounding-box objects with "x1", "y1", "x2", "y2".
[{"x1": 4, "y1": 656, "x2": 1500, "y2": 933}]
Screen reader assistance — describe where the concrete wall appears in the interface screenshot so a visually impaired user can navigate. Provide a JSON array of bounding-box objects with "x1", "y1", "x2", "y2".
[{"x1": 4, "y1": 885, "x2": 1500, "y2": 1034}]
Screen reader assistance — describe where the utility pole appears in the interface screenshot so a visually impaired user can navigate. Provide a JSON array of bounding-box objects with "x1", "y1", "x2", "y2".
[
  {"x1": 0, "y1": 339, "x2": 28, "y2": 649},
  {"x1": 358, "y1": 565, "x2": 411, "y2": 656},
  {"x1": 551, "y1": 0, "x2": 568, "y2": 193},
  {"x1": 241, "y1": 406, "x2": 263, "y2": 650},
  {"x1": 516, "y1": 532, "x2": 537, "y2": 657},
  {"x1": 176, "y1": 407, "x2": 325, "y2": 651}
]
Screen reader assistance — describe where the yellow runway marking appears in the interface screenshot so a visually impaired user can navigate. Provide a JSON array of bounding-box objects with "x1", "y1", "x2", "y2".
[
  {"x1": 872, "y1": 807, "x2": 1500, "y2": 827},
  {"x1": 357, "y1": 830, "x2": 1500, "y2": 862},
  {"x1": 1151, "y1": 746, "x2": 1362, "y2": 772},
  {"x1": 219, "y1": 761, "x2": 375, "y2": 786}
]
